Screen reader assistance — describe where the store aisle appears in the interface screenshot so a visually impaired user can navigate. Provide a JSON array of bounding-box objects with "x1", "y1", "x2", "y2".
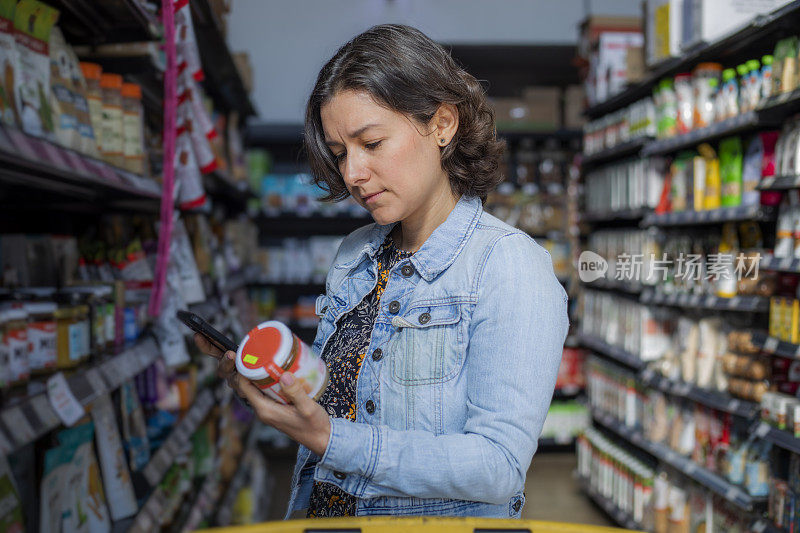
[{"x1": 523, "y1": 452, "x2": 613, "y2": 527}]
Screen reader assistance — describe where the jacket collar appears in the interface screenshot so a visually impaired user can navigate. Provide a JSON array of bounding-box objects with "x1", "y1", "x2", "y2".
[{"x1": 339, "y1": 196, "x2": 482, "y2": 282}]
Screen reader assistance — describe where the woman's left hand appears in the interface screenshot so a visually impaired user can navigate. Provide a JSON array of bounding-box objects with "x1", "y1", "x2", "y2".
[{"x1": 229, "y1": 369, "x2": 331, "y2": 456}]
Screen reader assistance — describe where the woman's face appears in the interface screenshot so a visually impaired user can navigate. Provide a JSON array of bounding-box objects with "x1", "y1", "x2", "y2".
[{"x1": 320, "y1": 89, "x2": 453, "y2": 226}]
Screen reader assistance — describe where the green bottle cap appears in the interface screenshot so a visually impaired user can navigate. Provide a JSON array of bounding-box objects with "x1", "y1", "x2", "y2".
[
  {"x1": 737, "y1": 64, "x2": 749, "y2": 76},
  {"x1": 762, "y1": 55, "x2": 774, "y2": 66},
  {"x1": 746, "y1": 59, "x2": 761, "y2": 71},
  {"x1": 709, "y1": 78, "x2": 719, "y2": 89},
  {"x1": 722, "y1": 68, "x2": 736, "y2": 82}
]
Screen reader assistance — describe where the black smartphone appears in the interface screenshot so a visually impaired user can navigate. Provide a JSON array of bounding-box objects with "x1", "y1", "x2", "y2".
[{"x1": 177, "y1": 310, "x2": 238, "y2": 354}]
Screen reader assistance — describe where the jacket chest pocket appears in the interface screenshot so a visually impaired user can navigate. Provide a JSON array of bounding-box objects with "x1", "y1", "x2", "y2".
[{"x1": 389, "y1": 302, "x2": 468, "y2": 385}]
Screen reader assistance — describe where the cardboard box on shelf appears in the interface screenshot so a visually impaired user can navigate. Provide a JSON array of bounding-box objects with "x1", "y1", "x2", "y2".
[
  {"x1": 588, "y1": 32, "x2": 645, "y2": 104},
  {"x1": 492, "y1": 87, "x2": 561, "y2": 131},
  {"x1": 579, "y1": 15, "x2": 643, "y2": 59},
  {"x1": 683, "y1": 0, "x2": 792, "y2": 49},
  {"x1": 564, "y1": 85, "x2": 585, "y2": 129},
  {"x1": 645, "y1": 0, "x2": 683, "y2": 66}
]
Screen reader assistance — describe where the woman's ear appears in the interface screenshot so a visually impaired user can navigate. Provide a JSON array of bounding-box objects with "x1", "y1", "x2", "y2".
[{"x1": 430, "y1": 103, "x2": 459, "y2": 147}]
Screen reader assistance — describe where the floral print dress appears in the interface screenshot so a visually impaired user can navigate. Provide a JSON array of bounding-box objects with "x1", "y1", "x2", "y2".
[{"x1": 307, "y1": 235, "x2": 412, "y2": 517}]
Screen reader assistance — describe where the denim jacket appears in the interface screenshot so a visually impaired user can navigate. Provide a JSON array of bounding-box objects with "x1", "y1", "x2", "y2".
[{"x1": 286, "y1": 195, "x2": 569, "y2": 518}]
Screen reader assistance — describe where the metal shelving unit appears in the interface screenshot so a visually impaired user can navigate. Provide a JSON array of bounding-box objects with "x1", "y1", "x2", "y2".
[
  {"x1": 578, "y1": 476, "x2": 642, "y2": 531},
  {"x1": 0, "y1": 338, "x2": 160, "y2": 455},
  {"x1": 581, "y1": 207, "x2": 650, "y2": 225},
  {"x1": 641, "y1": 112, "x2": 763, "y2": 157},
  {"x1": 581, "y1": 137, "x2": 649, "y2": 170},
  {"x1": 577, "y1": 332, "x2": 646, "y2": 370},
  {"x1": 583, "y1": 1, "x2": 800, "y2": 120},
  {"x1": 592, "y1": 409, "x2": 766, "y2": 512},
  {"x1": 640, "y1": 289, "x2": 770, "y2": 313},
  {"x1": 642, "y1": 205, "x2": 775, "y2": 227}
]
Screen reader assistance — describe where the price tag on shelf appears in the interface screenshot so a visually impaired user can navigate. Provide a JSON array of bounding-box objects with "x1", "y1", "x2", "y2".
[
  {"x1": 30, "y1": 394, "x2": 59, "y2": 428},
  {"x1": 753, "y1": 520, "x2": 767, "y2": 533},
  {"x1": 690, "y1": 294, "x2": 701, "y2": 306},
  {"x1": 730, "y1": 296, "x2": 741, "y2": 308},
  {"x1": 728, "y1": 399, "x2": 741, "y2": 413},
  {"x1": 99, "y1": 360, "x2": 121, "y2": 388},
  {"x1": 710, "y1": 210, "x2": 722, "y2": 221},
  {"x1": 794, "y1": 344, "x2": 800, "y2": 359},
  {"x1": 765, "y1": 337, "x2": 779, "y2": 353},
  {"x1": 1, "y1": 407, "x2": 36, "y2": 446},
  {"x1": 725, "y1": 486, "x2": 741, "y2": 504},
  {"x1": 762, "y1": 178, "x2": 775, "y2": 189},
  {"x1": 685, "y1": 462, "x2": 698, "y2": 476},
  {"x1": 756, "y1": 422, "x2": 770, "y2": 438},
  {"x1": 46, "y1": 372, "x2": 86, "y2": 427}
]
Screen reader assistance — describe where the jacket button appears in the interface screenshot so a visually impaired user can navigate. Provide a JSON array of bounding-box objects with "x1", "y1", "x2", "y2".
[
  {"x1": 372, "y1": 348, "x2": 383, "y2": 361},
  {"x1": 418, "y1": 312, "x2": 431, "y2": 325},
  {"x1": 365, "y1": 400, "x2": 375, "y2": 414},
  {"x1": 333, "y1": 471, "x2": 346, "y2": 480},
  {"x1": 401, "y1": 264, "x2": 414, "y2": 277},
  {"x1": 388, "y1": 301, "x2": 400, "y2": 314},
  {"x1": 513, "y1": 499, "x2": 521, "y2": 513}
]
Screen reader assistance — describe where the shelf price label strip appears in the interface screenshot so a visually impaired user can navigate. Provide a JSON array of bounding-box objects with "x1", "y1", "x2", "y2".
[{"x1": 0, "y1": 337, "x2": 161, "y2": 455}]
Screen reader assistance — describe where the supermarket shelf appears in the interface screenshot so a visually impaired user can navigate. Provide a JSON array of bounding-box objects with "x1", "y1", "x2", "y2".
[
  {"x1": 581, "y1": 137, "x2": 649, "y2": 170},
  {"x1": 641, "y1": 112, "x2": 765, "y2": 157},
  {"x1": 577, "y1": 333, "x2": 645, "y2": 370},
  {"x1": 190, "y1": 0, "x2": 256, "y2": 118},
  {"x1": 48, "y1": 0, "x2": 160, "y2": 45},
  {"x1": 581, "y1": 207, "x2": 650, "y2": 225},
  {"x1": 497, "y1": 128, "x2": 583, "y2": 143},
  {"x1": 203, "y1": 171, "x2": 258, "y2": 210},
  {"x1": 642, "y1": 205, "x2": 775, "y2": 227},
  {"x1": 640, "y1": 369, "x2": 760, "y2": 419},
  {"x1": 759, "y1": 254, "x2": 800, "y2": 274},
  {"x1": 752, "y1": 519, "x2": 782, "y2": 533},
  {"x1": 577, "y1": 476, "x2": 642, "y2": 531},
  {"x1": 640, "y1": 289, "x2": 770, "y2": 313},
  {"x1": 755, "y1": 421, "x2": 800, "y2": 455},
  {"x1": 0, "y1": 126, "x2": 161, "y2": 213},
  {"x1": 751, "y1": 331, "x2": 800, "y2": 359},
  {"x1": 757, "y1": 174, "x2": 800, "y2": 191},
  {"x1": 553, "y1": 386, "x2": 584, "y2": 400},
  {"x1": 583, "y1": 0, "x2": 800, "y2": 119},
  {"x1": 592, "y1": 409, "x2": 766, "y2": 511},
  {"x1": 222, "y1": 265, "x2": 263, "y2": 293},
  {"x1": 142, "y1": 386, "x2": 218, "y2": 486},
  {"x1": 256, "y1": 213, "x2": 372, "y2": 236},
  {"x1": 582, "y1": 278, "x2": 644, "y2": 295},
  {"x1": 189, "y1": 298, "x2": 223, "y2": 320},
  {"x1": 0, "y1": 337, "x2": 160, "y2": 455}
]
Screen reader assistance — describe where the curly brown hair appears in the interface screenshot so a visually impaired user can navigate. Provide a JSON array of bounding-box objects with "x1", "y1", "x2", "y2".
[{"x1": 304, "y1": 24, "x2": 506, "y2": 203}]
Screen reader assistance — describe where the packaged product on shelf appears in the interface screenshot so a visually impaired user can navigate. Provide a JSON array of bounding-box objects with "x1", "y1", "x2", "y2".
[
  {"x1": 174, "y1": 0, "x2": 204, "y2": 82},
  {"x1": 99, "y1": 73, "x2": 124, "y2": 167},
  {"x1": 720, "y1": 68, "x2": 738, "y2": 121},
  {"x1": 91, "y1": 394, "x2": 137, "y2": 521},
  {"x1": 719, "y1": 137, "x2": 743, "y2": 208},
  {"x1": 48, "y1": 27, "x2": 80, "y2": 151},
  {"x1": 692, "y1": 152, "x2": 707, "y2": 211},
  {"x1": 178, "y1": 103, "x2": 217, "y2": 174},
  {"x1": 775, "y1": 191, "x2": 799, "y2": 258},
  {"x1": 26, "y1": 300, "x2": 56, "y2": 372},
  {"x1": 761, "y1": 54, "x2": 775, "y2": 101},
  {"x1": 0, "y1": 454, "x2": 24, "y2": 532},
  {"x1": 692, "y1": 63, "x2": 722, "y2": 130},
  {"x1": 0, "y1": 0, "x2": 19, "y2": 127},
  {"x1": 675, "y1": 73, "x2": 693, "y2": 134},
  {"x1": 174, "y1": 130, "x2": 207, "y2": 210},
  {"x1": 747, "y1": 59, "x2": 763, "y2": 112},
  {"x1": 4, "y1": 307, "x2": 28, "y2": 384},
  {"x1": 68, "y1": 49, "x2": 96, "y2": 157},
  {"x1": 178, "y1": 69, "x2": 215, "y2": 143},
  {"x1": 120, "y1": 380, "x2": 150, "y2": 472},
  {"x1": 121, "y1": 82, "x2": 144, "y2": 174},
  {"x1": 773, "y1": 36, "x2": 798, "y2": 95},
  {"x1": 655, "y1": 78, "x2": 677, "y2": 139},
  {"x1": 41, "y1": 423, "x2": 112, "y2": 533},
  {"x1": 736, "y1": 64, "x2": 750, "y2": 113},
  {"x1": 13, "y1": 0, "x2": 58, "y2": 140},
  {"x1": 79, "y1": 62, "x2": 103, "y2": 154},
  {"x1": 699, "y1": 143, "x2": 721, "y2": 210}
]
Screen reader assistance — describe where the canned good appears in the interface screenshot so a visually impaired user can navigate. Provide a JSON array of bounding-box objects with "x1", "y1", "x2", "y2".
[{"x1": 235, "y1": 320, "x2": 328, "y2": 404}]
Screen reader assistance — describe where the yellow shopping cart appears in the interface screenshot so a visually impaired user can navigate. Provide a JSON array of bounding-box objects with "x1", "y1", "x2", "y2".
[{"x1": 205, "y1": 517, "x2": 639, "y2": 532}]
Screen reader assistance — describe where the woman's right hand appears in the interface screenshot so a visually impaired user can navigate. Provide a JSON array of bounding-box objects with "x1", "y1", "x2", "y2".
[{"x1": 193, "y1": 333, "x2": 237, "y2": 383}]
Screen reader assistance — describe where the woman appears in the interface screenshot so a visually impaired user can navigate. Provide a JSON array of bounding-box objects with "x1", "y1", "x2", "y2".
[{"x1": 197, "y1": 24, "x2": 568, "y2": 518}]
